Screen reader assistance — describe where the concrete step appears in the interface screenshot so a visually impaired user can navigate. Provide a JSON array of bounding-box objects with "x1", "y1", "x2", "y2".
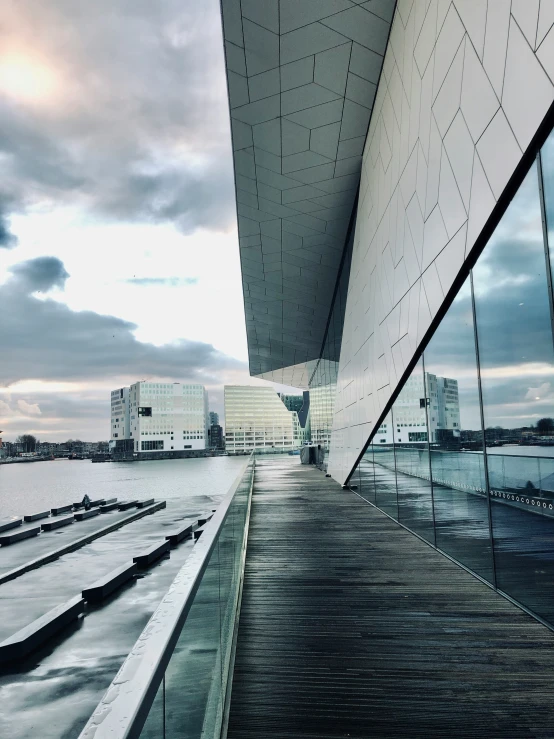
[
  {"x1": 0, "y1": 526, "x2": 41, "y2": 546},
  {"x1": 165, "y1": 523, "x2": 193, "y2": 546},
  {"x1": 118, "y1": 500, "x2": 138, "y2": 511},
  {"x1": 0, "y1": 595, "x2": 84, "y2": 664},
  {"x1": 51, "y1": 504, "x2": 73, "y2": 516},
  {"x1": 99, "y1": 502, "x2": 119, "y2": 513},
  {"x1": 41, "y1": 516, "x2": 74, "y2": 531},
  {"x1": 23, "y1": 511, "x2": 50, "y2": 523},
  {"x1": 82, "y1": 562, "x2": 137, "y2": 603},
  {"x1": 136, "y1": 498, "x2": 155, "y2": 509},
  {"x1": 133, "y1": 539, "x2": 170, "y2": 567},
  {"x1": 0, "y1": 518, "x2": 22, "y2": 534},
  {"x1": 74, "y1": 509, "x2": 100, "y2": 521}
]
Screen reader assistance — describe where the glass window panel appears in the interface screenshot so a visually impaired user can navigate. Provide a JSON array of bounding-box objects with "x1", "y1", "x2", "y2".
[
  {"x1": 372, "y1": 412, "x2": 398, "y2": 519},
  {"x1": 473, "y1": 160, "x2": 554, "y2": 622},
  {"x1": 392, "y1": 358, "x2": 435, "y2": 543},
  {"x1": 423, "y1": 277, "x2": 493, "y2": 582}
]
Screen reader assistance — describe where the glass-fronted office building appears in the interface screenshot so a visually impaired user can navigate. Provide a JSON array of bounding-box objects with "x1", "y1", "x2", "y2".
[{"x1": 223, "y1": 2, "x2": 554, "y2": 628}]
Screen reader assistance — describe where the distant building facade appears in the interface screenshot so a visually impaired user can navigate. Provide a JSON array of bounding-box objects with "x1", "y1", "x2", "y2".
[
  {"x1": 110, "y1": 381, "x2": 209, "y2": 454},
  {"x1": 278, "y1": 394, "x2": 304, "y2": 413},
  {"x1": 375, "y1": 374, "x2": 460, "y2": 445},
  {"x1": 209, "y1": 411, "x2": 219, "y2": 426},
  {"x1": 224, "y1": 386, "x2": 306, "y2": 454},
  {"x1": 209, "y1": 424, "x2": 224, "y2": 450}
]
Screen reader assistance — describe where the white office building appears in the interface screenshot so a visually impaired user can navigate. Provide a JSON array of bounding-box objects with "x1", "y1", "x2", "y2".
[
  {"x1": 376, "y1": 374, "x2": 460, "y2": 445},
  {"x1": 224, "y1": 385, "x2": 306, "y2": 454},
  {"x1": 110, "y1": 381, "x2": 208, "y2": 454},
  {"x1": 110, "y1": 387, "x2": 130, "y2": 444}
]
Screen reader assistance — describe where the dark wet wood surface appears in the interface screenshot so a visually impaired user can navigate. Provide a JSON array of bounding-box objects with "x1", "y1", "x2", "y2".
[{"x1": 227, "y1": 457, "x2": 554, "y2": 738}]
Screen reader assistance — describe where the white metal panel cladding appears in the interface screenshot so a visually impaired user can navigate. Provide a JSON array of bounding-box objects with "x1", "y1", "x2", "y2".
[
  {"x1": 221, "y1": 0, "x2": 395, "y2": 386},
  {"x1": 328, "y1": 0, "x2": 554, "y2": 483}
]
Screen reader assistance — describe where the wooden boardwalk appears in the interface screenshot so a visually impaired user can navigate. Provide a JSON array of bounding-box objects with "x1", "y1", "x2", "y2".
[{"x1": 226, "y1": 457, "x2": 554, "y2": 739}]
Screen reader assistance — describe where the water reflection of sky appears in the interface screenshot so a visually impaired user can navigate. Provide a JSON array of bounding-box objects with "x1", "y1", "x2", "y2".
[{"x1": 425, "y1": 160, "x2": 554, "y2": 431}]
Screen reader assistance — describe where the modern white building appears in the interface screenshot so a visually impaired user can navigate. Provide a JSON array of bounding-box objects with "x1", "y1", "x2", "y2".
[
  {"x1": 224, "y1": 385, "x2": 306, "y2": 454},
  {"x1": 110, "y1": 387, "x2": 130, "y2": 444},
  {"x1": 110, "y1": 381, "x2": 208, "y2": 454},
  {"x1": 377, "y1": 373, "x2": 460, "y2": 444}
]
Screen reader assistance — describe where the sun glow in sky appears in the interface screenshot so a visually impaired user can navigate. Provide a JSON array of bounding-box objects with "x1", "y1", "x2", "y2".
[
  {"x1": 0, "y1": 0, "x2": 302, "y2": 443},
  {"x1": 0, "y1": 51, "x2": 60, "y2": 105}
]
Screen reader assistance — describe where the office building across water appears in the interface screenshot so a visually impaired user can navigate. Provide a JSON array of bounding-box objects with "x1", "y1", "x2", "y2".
[{"x1": 110, "y1": 381, "x2": 209, "y2": 454}]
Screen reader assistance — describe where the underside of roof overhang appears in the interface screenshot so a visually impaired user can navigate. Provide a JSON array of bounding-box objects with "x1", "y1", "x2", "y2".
[{"x1": 221, "y1": 0, "x2": 394, "y2": 387}]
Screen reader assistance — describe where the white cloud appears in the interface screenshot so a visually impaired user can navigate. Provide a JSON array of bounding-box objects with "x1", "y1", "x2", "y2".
[{"x1": 17, "y1": 399, "x2": 41, "y2": 415}]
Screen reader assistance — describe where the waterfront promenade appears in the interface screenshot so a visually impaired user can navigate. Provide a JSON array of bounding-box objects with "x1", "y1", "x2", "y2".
[{"x1": 227, "y1": 457, "x2": 554, "y2": 738}]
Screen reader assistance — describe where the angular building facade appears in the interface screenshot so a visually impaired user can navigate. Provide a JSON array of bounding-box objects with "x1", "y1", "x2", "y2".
[
  {"x1": 223, "y1": 2, "x2": 554, "y2": 626},
  {"x1": 224, "y1": 385, "x2": 307, "y2": 453}
]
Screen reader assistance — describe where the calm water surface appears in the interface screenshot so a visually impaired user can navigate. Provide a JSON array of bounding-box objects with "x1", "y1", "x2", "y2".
[{"x1": 0, "y1": 456, "x2": 247, "y2": 518}]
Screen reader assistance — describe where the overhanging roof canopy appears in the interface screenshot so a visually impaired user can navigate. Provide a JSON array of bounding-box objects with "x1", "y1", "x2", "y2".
[{"x1": 221, "y1": 0, "x2": 393, "y2": 387}]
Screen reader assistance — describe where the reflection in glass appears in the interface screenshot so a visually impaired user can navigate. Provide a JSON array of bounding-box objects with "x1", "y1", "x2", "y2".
[
  {"x1": 372, "y1": 412, "x2": 398, "y2": 518},
  {"x1": 392, "y1": 359, "x2": 435, "y2": 543},
  {"x1": 472, "y1": 160, "x2": 554, "y2": 621},
  {"x1": 423, "y1": 277, "x2": 493, "y2": 581},
  {"x1": 309, "y1": 223, "x2": 354, "y2": 464},
  {"x1": 357, "y1": 444, "x2": 376, "y2": 504}
]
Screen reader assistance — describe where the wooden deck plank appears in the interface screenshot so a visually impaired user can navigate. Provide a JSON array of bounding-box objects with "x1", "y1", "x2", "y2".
[{"x1": 227, "y1": 457, "x2": 554, "y2": 739}]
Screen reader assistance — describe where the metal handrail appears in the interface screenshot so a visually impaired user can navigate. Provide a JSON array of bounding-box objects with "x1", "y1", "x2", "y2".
[{"x1": 79, "y1": 452, "x2": 255, "y2": 739}]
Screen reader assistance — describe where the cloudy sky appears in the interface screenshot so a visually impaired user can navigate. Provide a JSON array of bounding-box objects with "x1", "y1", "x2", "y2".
[
  {"x1": 0, "y1": 0, "x2": 295, "y2": 441},
  {"x1": 423, "y1": 162, "x2": 554, "y2": 432}
]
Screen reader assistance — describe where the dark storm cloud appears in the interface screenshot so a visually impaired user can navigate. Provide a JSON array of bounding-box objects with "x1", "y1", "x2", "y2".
[
  {"x1": 0, "y1": 257, "x2": 244, "y2": 385},
  {"x1": 0, "y1": 210, "x2": 17, "y2": 249},
  {"x1": 125, "y1": 277, "x2": 198, "y2": 286},
  {"x1": 10, "y1": 256, "x2": 69, "y2": 292},
  {"x1": 0, "y1": 0, "x2": 235, "y2": 233}
]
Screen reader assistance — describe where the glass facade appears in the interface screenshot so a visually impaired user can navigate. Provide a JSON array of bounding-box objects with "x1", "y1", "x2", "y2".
[
  {"x1": 350, "y1": 138, "x2": 554, "y2": 628},
  {"x1": 308, "y1": 227, "x2": 354, "y2": 462},
  {"x1": 224, "y1": 385, "x2": 306, "y2": 453}
]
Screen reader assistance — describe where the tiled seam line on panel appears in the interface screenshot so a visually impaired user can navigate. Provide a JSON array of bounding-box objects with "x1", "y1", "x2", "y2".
[{"x1": 333, "y1": 3, "x2": 519, "y2": 461}]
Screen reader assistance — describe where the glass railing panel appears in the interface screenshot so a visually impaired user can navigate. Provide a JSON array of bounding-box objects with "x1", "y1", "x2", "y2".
[
  {"x1": 81, "y1": 455, "x2": 254, "y2": 739},
  {"x1": 161, "y1": 542, "x2": 222, "y2": 738},
  {"x1": 139, "y1": 680, "x2": 165, "y2": 739}
]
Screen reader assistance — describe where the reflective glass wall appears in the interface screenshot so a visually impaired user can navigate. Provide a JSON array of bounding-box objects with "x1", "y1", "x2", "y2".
[{"x1": 352, "y1": 135, "x2": 554, "y2": 628}]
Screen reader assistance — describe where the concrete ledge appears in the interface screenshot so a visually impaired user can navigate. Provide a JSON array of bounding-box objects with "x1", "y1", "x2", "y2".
[
  {"x1": 165, "y1": 524, "x2": 193, "y2": 546},
  {"x1": 0, "y1": 595, "x2": 84, "y2": 664},
  {"x1": 24, "y1": 511, "x2": 50, "y2": 522},
  {"x1": 51, "y1": 504, "x2": 73, "y2": 516},
  {"x1": 136, "y1": 498, "x2": 154, "y2": 509},
  {"x1": 83, "y1": 562, "x2": 137, "y2": 603},
  {"x1": 118, "y1": 500, "x2": 138, "y2": 511},
  {"x1": 89, "y1": 499, "x2": 105, "y2": 507},
  {"x1": 99, "y1": 502, "x2": 119, "y2": 513},
  {"x1": 42, "y1": 516, "x2": 74, "y2": 531},
  {"x1": 74, "y1": 509, "x2": 100, "y2": 521},
  {"x1": 197, "y1": 513, "x2": 214, "y2": 526},
  {"x1": 0, "y1": 526, "x2": 40, "y2": 546},
  {"x1": 133, "y1": 539, "x2": 170, "y2": 567},
  {"x1": 101, "y1": 498, "x2": 117, "y2": 506},
  {"x1": 0, "y1": 518, "x2": 22, "y2": 534},
  {"x1": 194, "y1": 526, "x2": 205, "y2": 540},
  {"x1": 0, "y1": 501, "x2": 166, "y2": 586}
]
